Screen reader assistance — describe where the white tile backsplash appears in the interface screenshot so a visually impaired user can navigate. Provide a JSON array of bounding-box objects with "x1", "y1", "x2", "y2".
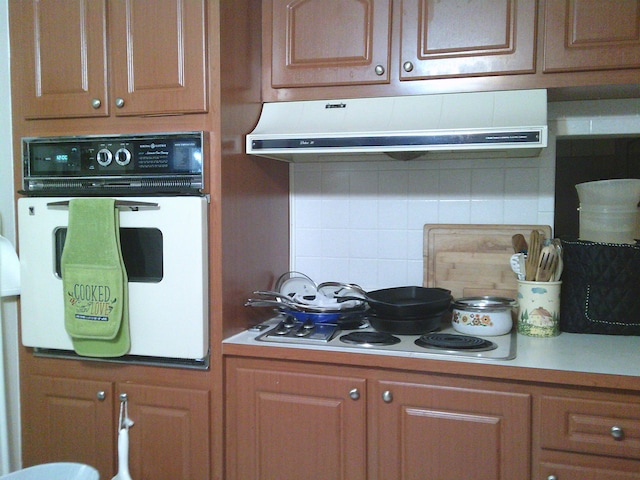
[
  {"x1": 291, "y1": 154, "x2": 555, "y2": 290},
  {"x1": 290, "y1": 99, "x2": 640, "y2": 291}
]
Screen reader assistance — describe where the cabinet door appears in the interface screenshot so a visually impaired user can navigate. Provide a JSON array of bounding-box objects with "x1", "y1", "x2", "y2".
[
  {"x1": 400, "y1": 0, "x2": 537, "y2": 80},
  {"x1": 226, "y1": 361, "x2": 367, "y2": 480},
  {"x1": 120, "y1": 383, "x2": 210, "y2": 480},
  {"x1": 544, "y1": 0, "x2": 640, "y2": 72},
  {"x1": 109, "y1": 0, "x2": 208, "y2": 115},
  {"x1": 10, "y1": 0, "x2": 109, "y2": 119},
  {"x1": 269, "y1": 0, "x2": 391, "y2": 87},
  {"x1": 371, "y1": 380, "x2": 531, "y2": 480},
  {"x1": 22, "y1": 375, "x2": 115, "y2": 476}
]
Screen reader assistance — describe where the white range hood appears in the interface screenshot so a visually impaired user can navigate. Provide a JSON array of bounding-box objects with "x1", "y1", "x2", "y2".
[{"x1": 246, "y1": 89, "x2": 548, "y2": 162}]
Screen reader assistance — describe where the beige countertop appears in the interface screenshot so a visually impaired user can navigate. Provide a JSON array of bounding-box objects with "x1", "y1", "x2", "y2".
[{"x1": 223, "y1": 322, "x2": 640, "y2": 387}]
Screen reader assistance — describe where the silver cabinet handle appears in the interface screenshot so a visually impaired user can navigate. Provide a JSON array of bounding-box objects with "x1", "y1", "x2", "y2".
[
  {"x1": 402, "y1": 61, "x2": 414, "y2": 73},
  {"x1": 91, "y1": 98, "x2": 102, "y2": 109},
  {"x1": 382, "y1": 390, "x2": 393, "y2": 403},
  {"x1": 115, "y1": 97, "x2": 125, "y2": 108},
  {"x1": 96, "y1": 391, "x2": 106, "y2": 401},
  {"x1": 374, "y1": 64, "x2": 385, "y2": 76},
  {"x1": 119, "y1": 393, "x2": 128, "y2": 402},
  {"x1": 611, "y1": 425, "x2": 624, "y2": 440},
  {"x1": 349, "y1": 388, "x2": 360, "y2": 400},
  {"x1": 546, "y1": 476, "x2": 557, "y2": 480}
]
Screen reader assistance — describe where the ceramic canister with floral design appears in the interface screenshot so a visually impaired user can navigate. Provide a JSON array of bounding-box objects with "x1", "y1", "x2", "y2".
[
  {"x1": 451, "y1": 297, "x2": 518, "y2": 336},
  {"x1": 516, "y1": 280, "x2": 562, "y2": 337}
]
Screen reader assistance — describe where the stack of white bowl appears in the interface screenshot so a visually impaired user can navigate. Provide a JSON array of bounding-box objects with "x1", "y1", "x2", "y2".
[{"x1": 576, "y1": 179, "x2": 640, "y2": 244}]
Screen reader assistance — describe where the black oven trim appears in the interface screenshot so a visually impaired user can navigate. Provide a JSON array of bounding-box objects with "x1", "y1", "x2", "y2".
[{"x1": 21, "y1": 131, "x2": 205, "y2": 196}]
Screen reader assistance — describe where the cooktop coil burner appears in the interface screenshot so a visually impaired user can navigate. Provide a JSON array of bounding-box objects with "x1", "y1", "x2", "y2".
[
  {"x1": 415, "y1": 333, "x2": 497, "y2": 352},
  {"x1": 251, "y1": 315, "x2": 516, "y2": 360},
  {"x1": 340, "y1": 331, "x2": 401, "y2": 347}
]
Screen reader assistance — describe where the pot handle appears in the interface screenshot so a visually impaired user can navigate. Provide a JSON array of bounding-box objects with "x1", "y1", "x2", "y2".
[
  {"x1": 317, "y1": 282, "x2": 368, "y2": 298},
  {"x1": 335, "y1": 296, "x2": 368, "y2": 304}
]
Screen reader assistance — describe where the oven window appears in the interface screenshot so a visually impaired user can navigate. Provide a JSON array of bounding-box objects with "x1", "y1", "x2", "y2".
[{"x1": 54, "y1": 228, "x2": 163, "y2": 283}]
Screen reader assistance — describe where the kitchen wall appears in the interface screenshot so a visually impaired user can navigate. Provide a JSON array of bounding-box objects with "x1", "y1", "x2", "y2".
[
  {"x1": 0, "y1": 0, "x2": 21, "y2": 471},
  {"x1": 291, "y1": 98, "x2": 640, "y2": 291}
]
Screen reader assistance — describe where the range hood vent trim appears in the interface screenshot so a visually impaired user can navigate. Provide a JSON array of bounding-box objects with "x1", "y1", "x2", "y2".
[{"x1": 246, "y1": 90, "x2": 548, "y2": 162}]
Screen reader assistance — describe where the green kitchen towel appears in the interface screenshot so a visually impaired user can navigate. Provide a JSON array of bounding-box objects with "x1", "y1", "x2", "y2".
[{"x1": 61, "y1": 198, "x2": 130, "y2": 357}]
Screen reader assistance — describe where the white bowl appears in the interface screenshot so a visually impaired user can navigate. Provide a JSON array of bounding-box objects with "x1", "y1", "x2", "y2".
[
  {"x1": 451, "y1": 297, "x2": 517, "y2": 336},
  {"x1": 576, "y1": 179, "x2": 640, "y2": 206}
]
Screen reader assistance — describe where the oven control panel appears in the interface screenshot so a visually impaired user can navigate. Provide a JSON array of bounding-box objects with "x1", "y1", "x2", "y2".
[{"x1": 22, "y1": 132, "x2": 204, "y2": 195}]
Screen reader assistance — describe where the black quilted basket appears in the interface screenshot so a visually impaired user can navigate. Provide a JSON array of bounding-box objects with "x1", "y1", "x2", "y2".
[{"x1": 560, "y1": 239, "x2": 640, "y2": 335}]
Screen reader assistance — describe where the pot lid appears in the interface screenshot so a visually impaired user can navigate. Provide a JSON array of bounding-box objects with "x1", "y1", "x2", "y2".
[{"x1": 452, "y1": 296, "x2": 517, "y2": 310}]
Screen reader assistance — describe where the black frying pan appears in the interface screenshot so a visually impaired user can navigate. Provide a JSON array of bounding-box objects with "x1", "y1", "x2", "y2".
[
  {"x1": 366, "y1": 310, "x2": 447, "y2": 334},
  {"x1": 337, "y1": 286, "x2": 452, "y2": 318}
]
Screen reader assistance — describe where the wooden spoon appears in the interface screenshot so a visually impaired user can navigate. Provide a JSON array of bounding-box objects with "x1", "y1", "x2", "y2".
[
  {"x1": 525, "y1": 230, "x2": 541, "y2": 281},
  {"x1": 511, "y1": 233, "x2": 528, "y2": 254}
]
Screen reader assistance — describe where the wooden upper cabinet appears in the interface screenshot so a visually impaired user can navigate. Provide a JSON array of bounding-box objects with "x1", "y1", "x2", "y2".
[
  {"x1": 12, "y1": 0, "x2": 109, "y2": 119},
  {"x1": 543, "y1": 0, "x2": 640, "y2": 72},
  {"x1": 399, "y1": 0, "x2": 537, "y2": 80},
  {"x1": 269, "y1": 0, "x2": 392, "y2": 87},
  {"x1": 109, "y1": 0, "x2": 208, "y2": 116},
  {"x1": 11, "y1": 0, "x2": 207, "y2": 120}
]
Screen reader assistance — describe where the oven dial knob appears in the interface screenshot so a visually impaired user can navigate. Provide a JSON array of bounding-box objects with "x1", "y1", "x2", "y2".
[
  {"x1": 115, "y1": 148, "x2": 132, "y2": 166},
  {"x1": 96, "y1": 148, "x2": 113, "y2": 167}
]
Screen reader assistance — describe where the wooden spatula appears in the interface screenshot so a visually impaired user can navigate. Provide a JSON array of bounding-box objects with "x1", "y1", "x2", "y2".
[{"x1": 535, "y1": 245, "x2": 557, "y2": 282}]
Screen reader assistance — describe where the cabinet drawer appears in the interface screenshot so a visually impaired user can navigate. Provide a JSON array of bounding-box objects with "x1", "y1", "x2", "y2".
[
  {"x1": 540, "y1": 461, "x2": 640, "y2": 480},
  {"x1": 540, "y1": 396, "x2": 640, "y2": 460}
]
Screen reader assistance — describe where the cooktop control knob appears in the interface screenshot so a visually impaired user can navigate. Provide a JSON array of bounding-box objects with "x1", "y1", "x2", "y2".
[
  {"x1": 96, "y1": 148, "x2": 113, "y2": 167},
  {"x1": 115, "y1": 147, "x2": 132, "y2": 166}
]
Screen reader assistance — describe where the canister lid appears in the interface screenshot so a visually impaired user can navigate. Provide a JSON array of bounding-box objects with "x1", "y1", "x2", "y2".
[{"x1": 452, "y1": 296, "x2": 517, "y2": 311}]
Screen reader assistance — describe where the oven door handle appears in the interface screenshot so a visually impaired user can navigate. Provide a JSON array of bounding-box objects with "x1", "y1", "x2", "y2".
[{"x1": 46, "y1": 200, "x2": 159, "y2": 210}]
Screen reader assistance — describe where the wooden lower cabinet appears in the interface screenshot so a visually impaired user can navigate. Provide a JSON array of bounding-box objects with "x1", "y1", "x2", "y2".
[
  {"x1": 22, "y1": 376, "x2": 115, "y2": 475},
  {"x1": 22, "y1": 374, "x2": 210, "y2": 479},
  {"x1": 534, "y1": 392, "x2": 640, "y2": 479},
  {"x1": 117, "y1": 383, "x2": 210, "y2": 480},
  {"x1": 370, "y1": 378, "x2": 531, "y2": 480},
  {"x1": 226, "y1": 360, "x2": 367, "y2": 480},
  {"x1": 539, "y1": 461, "x2": 640, "y2": 480},
  {"x1": 225, "y1": 357, "x2": 531, "y2": 480}
]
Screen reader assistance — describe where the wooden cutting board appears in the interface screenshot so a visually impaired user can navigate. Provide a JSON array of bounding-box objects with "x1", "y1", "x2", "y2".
[{"x1": 423, "y1": 224, "x2": 552, "y2": 299}]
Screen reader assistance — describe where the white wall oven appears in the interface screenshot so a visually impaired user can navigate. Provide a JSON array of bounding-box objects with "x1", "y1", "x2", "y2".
[{"x1": 18, "y1": 132, "x2": 209, "y2": 368}]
